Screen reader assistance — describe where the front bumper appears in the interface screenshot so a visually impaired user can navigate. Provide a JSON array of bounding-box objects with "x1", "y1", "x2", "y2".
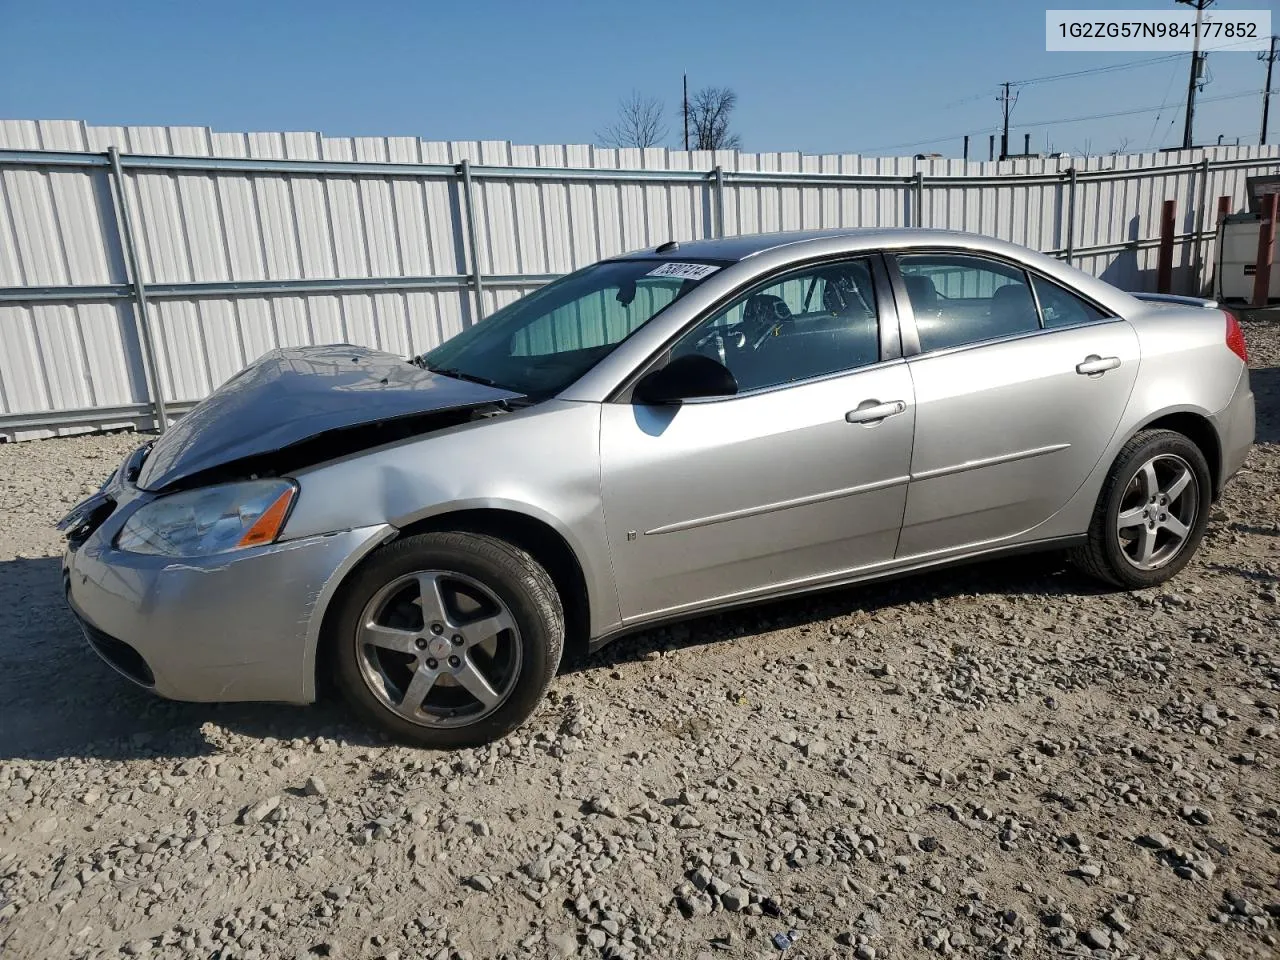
[{"x1": 62, "y1": 473, "x2": 391, "y2": 703}]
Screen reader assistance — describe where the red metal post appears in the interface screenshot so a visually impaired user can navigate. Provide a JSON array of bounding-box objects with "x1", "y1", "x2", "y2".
[
  {"x1": 1251, "y1": 192, "x2": 1277, "y2": 307},
  {"x1": 1215, "y1": 194, "x2": 1231, "y2": 226},
  {"x1": 1157, "y1": 199, "x2": 1176, "y2": 294}
]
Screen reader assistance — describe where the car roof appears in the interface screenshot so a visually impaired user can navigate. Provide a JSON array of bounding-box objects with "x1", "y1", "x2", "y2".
[
  {"x1": 611, "y1": 227, "x2": 1141, "y2": 326},
  {"x1": 617, "y1": 228, "x2": 1048, "y2": 264}
]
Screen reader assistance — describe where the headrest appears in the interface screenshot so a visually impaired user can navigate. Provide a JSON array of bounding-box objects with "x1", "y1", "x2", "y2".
[{"x1": 903, "y1": 274, "x2": 938, "y2": 311}]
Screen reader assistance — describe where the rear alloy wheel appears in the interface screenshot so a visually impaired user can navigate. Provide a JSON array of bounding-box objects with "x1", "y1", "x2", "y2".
[
  {"x1": 1113, "y1": 453, "x2": 1199, "y2": 571},
  {"x1": 331, "y1": 532, "x2": 563, "y2": 748},
  {"x1": 1070, "y1": 429, "x2": 1212, "y2": 589}
]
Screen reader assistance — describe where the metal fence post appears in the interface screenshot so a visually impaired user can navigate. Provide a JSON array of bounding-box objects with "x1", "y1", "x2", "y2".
[
  {"x1": 456, "y1": 159, "x2": 485, "y2": 322},
  {"x1": 106, "y1": 147, "x2": 168, "y2": 433},
  {"x1": 1065, "y1": 167, "x2": 1078, "y2": 266},
  {"x1": 713, "y1": 165, "x2": 725, "y2": 238},
  {"x1": 1251, "y1": 191, "x2": 1277, "y2": 307},
  {"x1": 1193, "y1": 156, "x2": 1210, "y2": 292},
  {"x1": 1157, "y1": 199, "x2": 1177, "y2": 294},
  {"x1": 914, "y1": 171, "x2": 925, "y2": 228}
]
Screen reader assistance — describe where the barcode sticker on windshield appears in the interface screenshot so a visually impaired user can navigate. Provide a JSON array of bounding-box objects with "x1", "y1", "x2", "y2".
[{"x1": 647, "y1": 262, "x2": 720, "y2": 281}]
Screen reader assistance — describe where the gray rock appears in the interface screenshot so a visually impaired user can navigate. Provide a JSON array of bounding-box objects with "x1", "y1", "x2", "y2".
[
  {"x1": 523, "y1": 858, "x2": 552, "y2": 882},
  {"x1": 1191, "y1": 858, "x2": 1217, "y2": 880},
  {"x1": 545, "y1": 931, "x2": 578, "y2": 958},
  {"x1": 1081, "y1": 927, "x2": 1111, "y2": 949},
  {"x1": 1103, "y1": 908, "x2": 1131, "y2": 933},
  {"x1": 239, "y1": 795, "x2": 281, "y2": 825}
]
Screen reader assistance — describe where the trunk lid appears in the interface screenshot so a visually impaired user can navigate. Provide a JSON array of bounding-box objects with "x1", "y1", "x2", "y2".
[
  {"x1": 1129, "y1": 292, "x2": 1219, "y2": 309},
  {"x1": 136, "y1": 345, "x2": 524, "y2": 490}
]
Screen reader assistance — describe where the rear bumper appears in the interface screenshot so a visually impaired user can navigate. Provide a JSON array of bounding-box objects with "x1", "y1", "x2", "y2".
[
  {"x1": 64, "y1": 523, "x2": 391, "y2": 703},
  {"x1": 1213, "y1": 366, "x2": 1255, "y2": 492}
]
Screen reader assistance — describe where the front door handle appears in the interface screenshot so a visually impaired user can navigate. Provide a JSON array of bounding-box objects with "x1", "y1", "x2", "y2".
[
  {"x1": 846, "y1": 399, "x2": 907, "y2": 425},
  {"x1": 1076, "y1": 355, "x2": 1121, "y2": 376}
]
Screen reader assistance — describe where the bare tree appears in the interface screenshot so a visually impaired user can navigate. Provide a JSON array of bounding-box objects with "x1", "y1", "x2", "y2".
[
  {"x1": 598, "y1": 91, "x2": 668, "y2": 149},
  {"x1": 688, "y1": 86, "x2": 742, "y2": 151}
]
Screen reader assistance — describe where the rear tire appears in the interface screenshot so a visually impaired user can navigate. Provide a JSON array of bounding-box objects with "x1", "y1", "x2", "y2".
[
  {"x1": 1070, "y1": 429, "x2": 1211, "y2": 589},
  {"x1": 329, "y1": 531, "x2": 563, "y2": 749}
]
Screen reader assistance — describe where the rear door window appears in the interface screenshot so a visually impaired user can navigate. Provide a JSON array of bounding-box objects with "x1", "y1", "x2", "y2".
[{"x1": 897, "y1": 254, "x2": 1038, "y2": 352}]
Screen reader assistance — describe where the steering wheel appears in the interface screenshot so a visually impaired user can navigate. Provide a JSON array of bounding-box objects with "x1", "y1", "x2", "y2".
[{"x1": 743, "y1": 294, "x2": 794, "y2": 350}]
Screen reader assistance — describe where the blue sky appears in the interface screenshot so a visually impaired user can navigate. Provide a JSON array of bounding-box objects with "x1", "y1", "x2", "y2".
[{"x1": 2, "y1": 0, "x2": 1273, "y2": 157}]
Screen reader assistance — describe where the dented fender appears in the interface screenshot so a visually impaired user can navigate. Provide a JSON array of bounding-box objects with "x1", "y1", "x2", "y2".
[{"x1": 285, "y1": 399, "x2": 624, "y2": 637}]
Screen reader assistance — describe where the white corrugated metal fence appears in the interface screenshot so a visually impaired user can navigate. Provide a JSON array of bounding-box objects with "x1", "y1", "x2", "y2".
[{"x1": 1, "y1": 119, "x2": 1277, "y2": 439}]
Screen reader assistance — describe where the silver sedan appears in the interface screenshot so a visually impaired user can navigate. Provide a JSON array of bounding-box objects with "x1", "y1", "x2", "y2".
[{"x1": 60, "y1": 229, "x2": 1255, "y2": 748}]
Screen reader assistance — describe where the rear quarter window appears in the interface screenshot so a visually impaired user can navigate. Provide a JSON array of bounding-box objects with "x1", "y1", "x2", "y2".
[{"x1": 1031, "y1": 275, "x2": 1111, "y2": 329}]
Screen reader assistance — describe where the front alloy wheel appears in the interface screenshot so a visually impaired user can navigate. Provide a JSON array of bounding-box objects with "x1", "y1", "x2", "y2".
[
  {"x1": 331, "y1": 531, "x2": 564, "y2": 748},
  {"x1": 356, "y1": 570, "x2": 523, "y2": 728}
]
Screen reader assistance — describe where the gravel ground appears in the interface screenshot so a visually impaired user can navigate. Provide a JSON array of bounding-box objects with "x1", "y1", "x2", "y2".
[{"x1": 0, "y1": 324, "x2": 1277, "y2": 960}]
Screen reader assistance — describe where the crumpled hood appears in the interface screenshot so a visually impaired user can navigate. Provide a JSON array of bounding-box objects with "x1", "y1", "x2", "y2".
[{"x1": 136, "y1": 344, "x2": 524, "y2": 490}]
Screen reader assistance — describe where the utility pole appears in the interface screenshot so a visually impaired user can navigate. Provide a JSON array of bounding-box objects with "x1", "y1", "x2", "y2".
[
  {"x1": 1261, "y1": 35, "x2": 1278, "y2": 145},
  {"x1": 682, "y1": 74, "x2": 689, "y2": 151},
  {"x1": 1177, "y1": 0, "x2": 1215, "y2": 150},
  {"x1": 998, "y1": 82, "x2": 1017, "y2": 160}
]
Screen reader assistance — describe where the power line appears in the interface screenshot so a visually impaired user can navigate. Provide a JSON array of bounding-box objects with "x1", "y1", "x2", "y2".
[
  {"x1": 1007, "y1": 36, "x2": 1261, "y2": 88},
  {"x1": 1143, "y1": 60, "x2": 1185, "y2": 151},
  {"x1": 1019, "y1": 88, "x2": 1257, "y2": 130},
  {"x1": 886, "y1": 40, "x2": 1266, "y2": 151},
  {"x1": 941, "y1": 90, "x2": 992, "y2": 110},
  {"x1": 930, "y1": 55, "x2": 1191, "y2": 131},
  {"x1": 861, "y1": 89, "x2": 1260, "y2": 153},
  {"x1": 1010, "y1": 53, "x2": 1186, "y2": 86}
]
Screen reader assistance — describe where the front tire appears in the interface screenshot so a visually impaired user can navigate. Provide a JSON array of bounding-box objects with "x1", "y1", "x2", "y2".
[
  {"x1": 1070, "y1": 429, "x2": 1212, "y2": 589},
  {"x1": 329, "y1": 531, "x2": 563, "y2": 749}
]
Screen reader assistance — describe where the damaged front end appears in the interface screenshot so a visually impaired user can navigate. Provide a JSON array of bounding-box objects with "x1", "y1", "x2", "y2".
[
  {"x1": 135, "y1": 344, "x2": 528, "y2": 491},
  {"x1": 57, "y1": 343, "x2": 537, "y2": 703}
]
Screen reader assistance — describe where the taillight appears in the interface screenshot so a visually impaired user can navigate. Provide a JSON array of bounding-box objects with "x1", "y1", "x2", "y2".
[{"x1": 1224, "y1": 311, "x2": 1248, "y2": 364}]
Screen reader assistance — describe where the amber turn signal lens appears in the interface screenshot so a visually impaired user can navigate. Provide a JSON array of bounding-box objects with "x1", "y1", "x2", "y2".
[{"x1": 237, "y1": 486, "x2": 296, "y2": 548}]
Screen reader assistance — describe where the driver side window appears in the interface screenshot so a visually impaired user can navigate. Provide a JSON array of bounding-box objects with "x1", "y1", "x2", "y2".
[{"x1": 669, "y1": 259, "x2": 881, "y2": 393}]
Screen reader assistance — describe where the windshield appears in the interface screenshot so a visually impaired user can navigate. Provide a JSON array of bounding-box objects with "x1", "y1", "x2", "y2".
[{"x1": 420, "y1": 259, "x2": 723, "y2": 398}]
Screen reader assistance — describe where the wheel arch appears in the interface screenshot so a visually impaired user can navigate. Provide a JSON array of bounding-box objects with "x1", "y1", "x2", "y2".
[
  {"x1": 312, "y1": 507, "x2": 593, "y2": 699},
  {"x1": 1131, "y1": 408, "x2": 1223, "y2": 498}
]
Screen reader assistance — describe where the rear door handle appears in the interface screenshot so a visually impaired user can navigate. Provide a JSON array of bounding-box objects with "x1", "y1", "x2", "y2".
[
  {"x1": 1076, "y1": 355, "x2": 1121, "y2": 376},
  {"x1": 846, "y1": 399, "x2": 907, "y2": 425}
]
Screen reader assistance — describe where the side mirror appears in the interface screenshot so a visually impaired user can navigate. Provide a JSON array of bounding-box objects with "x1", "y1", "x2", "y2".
[{"x1": 633, "y1": 354, "x2": 738, "y2": 405}]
